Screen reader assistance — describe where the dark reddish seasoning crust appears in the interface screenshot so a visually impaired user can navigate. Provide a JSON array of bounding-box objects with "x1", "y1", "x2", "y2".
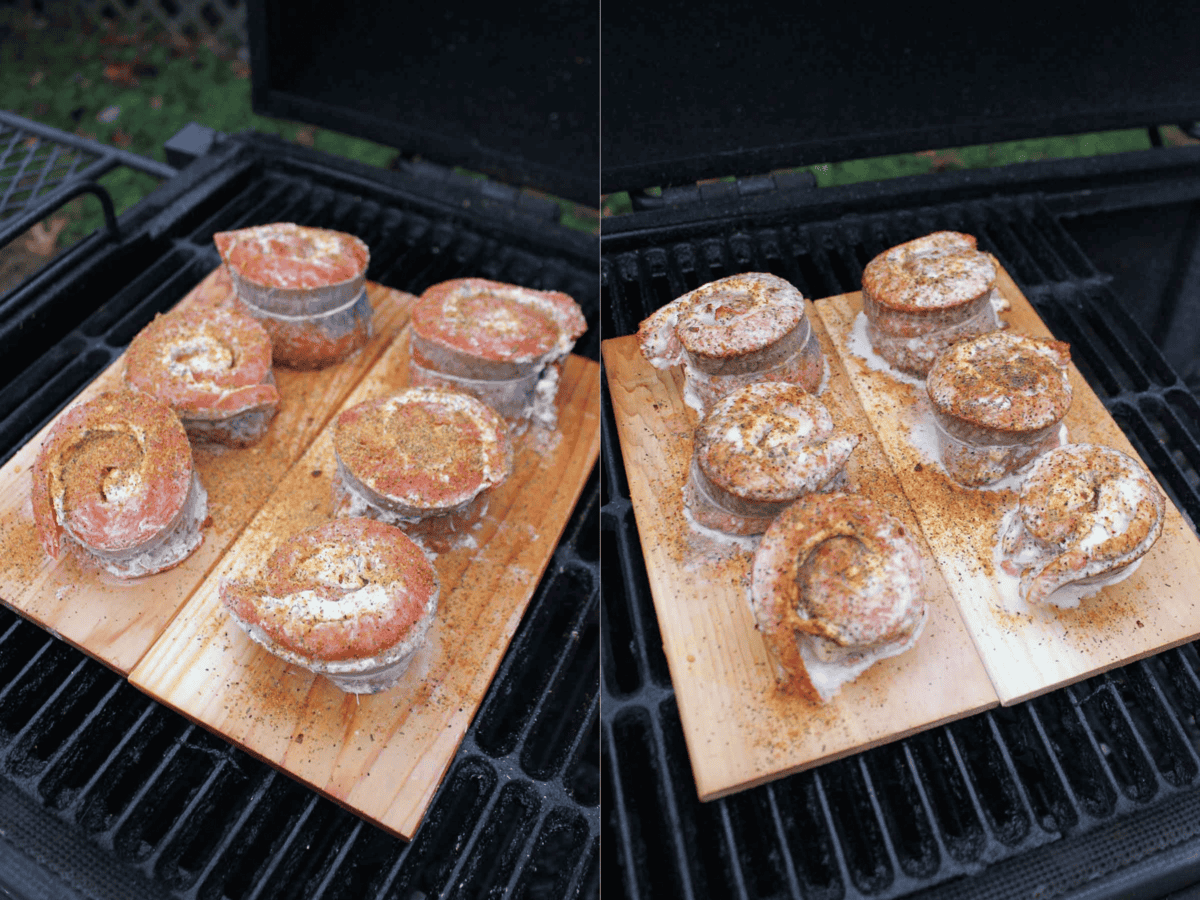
[
  {"x1": 861, "y1": 232, "x2": 1001, "y2": 376},
  {"x1": 124, "y1": 305, "x2": 279, "y2": 417},
  {"x1": 751, "y1": 493, "x2": 926, "y2": 699},
  {"x1": 220, "y1": 518, "x2": 438, "y2": 662},
  {"x1": 31, "y1": 391, "x2": 194, "y2": 558},
  {"x1": 213, "y1": 224, "x2": 368, "y2": 291},
  {"x1": 411, "y1": 278, "x2": 586, "y2": 370}
]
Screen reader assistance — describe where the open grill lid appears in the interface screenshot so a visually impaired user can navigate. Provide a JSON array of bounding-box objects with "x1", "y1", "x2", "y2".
[
  {"x1": 601, "y1": 0, "x2": 1200, "y2": 195},
  {"x1": 249, "y1": 0, "x2": 599, "y2": 207}
]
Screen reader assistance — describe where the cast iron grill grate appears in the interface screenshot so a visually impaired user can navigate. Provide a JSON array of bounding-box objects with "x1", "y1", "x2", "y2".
[
  {"x1": 601, "y1": 193, "x2": 1200, "y2": 899},
  {"x1": 0, "y1": 134, "x2": 598, "y2": 900}
]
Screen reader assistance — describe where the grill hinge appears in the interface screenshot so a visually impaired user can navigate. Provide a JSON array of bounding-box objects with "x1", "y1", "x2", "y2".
[{"x1": 630, "y1": 170, "x2": 817, "y2": 210}]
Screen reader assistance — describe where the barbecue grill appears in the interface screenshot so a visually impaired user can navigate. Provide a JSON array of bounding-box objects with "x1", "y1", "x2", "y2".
[
  {"x1": 601, "y1": 4, "x2": 1200, "y2": 898},
  {"x1": 0, "y1": 1, "x2": 599, "y2": 896}
]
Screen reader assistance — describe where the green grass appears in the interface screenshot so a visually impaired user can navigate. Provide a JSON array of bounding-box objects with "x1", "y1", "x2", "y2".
[{"x1": 1, "y1": 12, "x2": 596, "y2": 245}]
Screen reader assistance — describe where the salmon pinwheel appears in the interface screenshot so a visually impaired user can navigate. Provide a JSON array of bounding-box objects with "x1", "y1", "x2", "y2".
[
  {"x1": 637, "y1": 272, "x2": 824, "y2": 413},
  {"x1": 220, "y1": 518, "x2": 439, "y2": 694},
  {"x1": 751, "y1": 493, "x2": 927, "y2": 702},
  {"x1": 926, "y1": 331, "x2": 1072, "y2": 486},
  {"x1": 332, "y1": 387, "x2": 512, "y2": 551},
  {"x1": 409, "y1": 278, "x2": 586, "y2": 432},
  {"x1": 862, "y1": 231, "x2": 1002, "y2": 376},
  {"x1": 1000, "y1": 443, "x2": 1166, "y2": 606},
  {"x1": 31, "y1": 390, "x2": 208, "y2": 578},
  {"x1": 124, "y1": 304, "x2": 280, "y2": 447},
  {"x1": 685, "y1": 383, "x2": 859, "y2": 535},
  {"x1": 214, "y1": 222, "x2": 372, "y2": 370}
]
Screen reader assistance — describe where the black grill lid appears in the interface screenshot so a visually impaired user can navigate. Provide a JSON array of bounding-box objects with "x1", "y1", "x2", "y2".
[
  {"x1": 601, "y1": 0, "x2": 1200, "y2": 194},
  {"x1": 249, "y1": 0, "x2": 598, "y2": 207}
]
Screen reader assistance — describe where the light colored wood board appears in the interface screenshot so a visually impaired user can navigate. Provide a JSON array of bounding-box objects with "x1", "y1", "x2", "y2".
[
  {"x1": 602, "y1": 320, "x2": 997, "y2": 803},
  {"x1": 129, "y1": 336, "x2": 600, "y2": 841},
  {"x1": 0, "y1": 267, "x2": 416, "y2": 674},
  {"x1": 815, "y1": 270, "x2": 1200, "y2": 705}
]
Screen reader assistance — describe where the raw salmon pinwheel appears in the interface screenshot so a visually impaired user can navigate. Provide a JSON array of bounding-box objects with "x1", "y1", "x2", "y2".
[
  {"x1": 409, "y1": 278, "x2": 586, "y2": 432},
  {"x1": 332, "y1": 387, "x2": 512, "y2": 552},
  {"x1": 926, "y1": 331, "x2": 1072, "y2": 486},
  {"x1": 637, "y1": 272, "x2": 824, "y2": 412},
  {"x1": 751, "y1": 493, "x2": 927, "y2": 702},
  {"x1": 220, "y1": 518, "x2": 439, "y2": 694},
  {"x1": 31, "y1": 390, "x2": 208, "y2": 578},
  {"x1": 862, "y1": 231, "x2": 1002, "y2": 376},
  {"x1": 124, "y1": 304, "x2": 280, "y2": 447},
  {"x1": 685, "y1": 383, "x2": 858, "y2": 535},
  {"x1": 214, "y1": 222, "x2": 372, "y2": 370}
]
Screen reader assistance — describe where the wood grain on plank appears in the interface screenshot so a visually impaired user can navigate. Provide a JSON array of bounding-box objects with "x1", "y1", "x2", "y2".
[
  {"x1": 130, "y1": 333, "x2": 600, "y2": 840},
  {"x1": 0, "y1": 268, "x2": 415, "y2": 674},
  {"x1": 602, "y1": 308, "x2": 997, "y2": 803},
  {"x1": 815, "y1": 270, "x2": 1200, "y2": 705}
]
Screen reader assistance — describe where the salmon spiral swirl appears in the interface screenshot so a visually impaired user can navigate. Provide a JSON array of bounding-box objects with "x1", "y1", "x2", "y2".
[
  {"x1": 221, "y1": 519, "x2": 440, "y2": 693},
  {"x1": 124, "y1": 304, "x2": 280, "y2": 446},
  {"x1": 32, "y1": 390, "x2": 207, "y2": 577}
]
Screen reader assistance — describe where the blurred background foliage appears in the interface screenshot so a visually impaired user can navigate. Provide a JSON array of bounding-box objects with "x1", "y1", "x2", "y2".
[{"x1": 0, "y1": 3, "x2": 596, "y2": 263}]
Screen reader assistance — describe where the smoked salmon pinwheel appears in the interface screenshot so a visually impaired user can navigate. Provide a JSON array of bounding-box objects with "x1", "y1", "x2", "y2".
[
  {"x1": 926, "y1": 331, "x2": 1072, "y2": 486},
  {"x1": 409, "y1": 278, "x2": 587, "y2": 432},
  {"x1": 31, "y1": 390, "x2": 208, "y2": 578},
  {"x1": 332, "y1": 387, "x2": 512, "y2": 552},
  {"x1": 686, "y1": 383, "x2": 858, "y2": 535},
  {"x1": 862, "y1": 232, "x2": 1002, "y2": 377},
  {"x1": 1000, "y1": 443, "x2": 1165, "y2": 606},
  {"x1": 751, "y1": 493, "x2": 927, "y2": 702},
  {"x1": 124, "y1": 304, "x2": 280, "y2": 447},
  {"x1": 637, "y1": 272, "x2": 824, "y2": 412},
  {"x1": 214, "y1": 223, "x2": 372, "y2": 370},
  {"x1": 220, "y1": 518, "x2": 439, "y2": 694}
]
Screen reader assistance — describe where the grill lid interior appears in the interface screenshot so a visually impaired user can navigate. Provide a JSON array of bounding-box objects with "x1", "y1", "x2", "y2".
[
  {"x1": 249, "y1": 0, "x2": 598, "y2": 207},
  {"x1": 601, "y1": 0, "x2": 1200, "y2": 194}
]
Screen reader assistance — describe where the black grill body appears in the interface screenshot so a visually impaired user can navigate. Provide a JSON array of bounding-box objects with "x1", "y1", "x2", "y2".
[
  {"x1": 0, "y1": 131, "x2": 599, "y2": 900},
  {"x1": 601, "y1": 145, "x2": 1200, "y2": 899}
]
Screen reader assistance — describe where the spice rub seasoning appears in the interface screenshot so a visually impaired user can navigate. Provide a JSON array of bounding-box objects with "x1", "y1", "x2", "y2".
[
  {"x1": 31, "y1": 390, "x2": 207, "y2": 577},
  {"x1": 926, "y1": 331, "x2": 1072, "y2": 486},
  {"x1": 637, "y1": 272, "x2": 824, "y2": 412},
  {"x1": 214, "y1": 223, "x2": 372, "y2": 370},
  {"x1": 124, "y1": 304, "x2": 280, "y2": 447},
  {"x1": 221, "y1": 518, "x2": 439, "y2": 694},
  {"x1": 332, "y1": 387, "x2": 512, "y2": 550},
  {"x1": 409, "y1": 278, "x2": 587, "y2": 432},
  {"x1": 686, "y1": 383, "x2": 859, "y2": 535},
  {"x1": 861, "y1": 232, "x2": 1002, "y2": 376},
  {"x1": 751, "y1": 493, "x2": 927, "y2": 702}
]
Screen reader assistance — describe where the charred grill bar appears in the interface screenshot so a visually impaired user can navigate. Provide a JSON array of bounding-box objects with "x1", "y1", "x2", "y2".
[
  {"x1": 601, "y1": 147, "x2": 1200, "y2": 898},
  {"x1": 0, "y1": 129, "x2": 599, "y2": 900}
]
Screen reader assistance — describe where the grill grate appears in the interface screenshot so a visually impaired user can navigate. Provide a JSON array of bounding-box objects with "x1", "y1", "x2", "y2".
[
  {"x1": 601, "y1": 190, "x2": 1200, "y2": 899},
  {"x1": 0, "y1": 133, "x2": 598, "y2": 900}
]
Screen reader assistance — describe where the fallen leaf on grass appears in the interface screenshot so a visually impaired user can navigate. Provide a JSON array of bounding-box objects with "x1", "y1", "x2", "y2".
[
  {"x1": 112, "y1": 128, "x2": 134, "y2": 149},
  {"x1": 294, "y1": 127, "x2": 316, "y2": 147},
  {"x1": 104, "y1": 62, "x2": 139, "y2": 88},
  {"x1": 23, "y1": 217, "x2": 69, "y2": 257},
  {"x1": 915, "y1": 149, "x2": 966, "y2": 172}
]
